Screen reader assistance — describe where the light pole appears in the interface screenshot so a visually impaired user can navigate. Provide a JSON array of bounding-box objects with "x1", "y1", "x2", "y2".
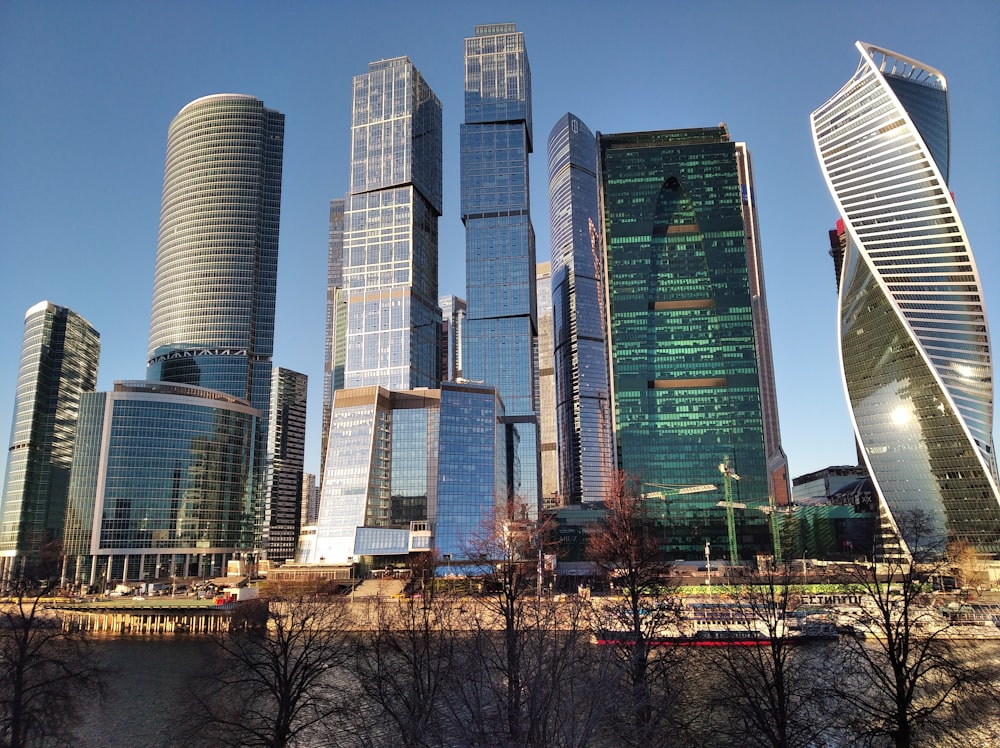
[
  {"x1": 705, "y1": 539, "x2": 712, "y2": 598},
  {"x1": 802, "y1": 549, "x2": 808, "y2": 588}
]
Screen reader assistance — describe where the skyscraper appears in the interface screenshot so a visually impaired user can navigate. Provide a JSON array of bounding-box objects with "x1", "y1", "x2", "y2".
[
  {"x1": 148, "y1": 93, "x2": 284, "y2": 557},
  {"x1": 536, "y1": 262, "x2": 559, "y2": 506},
  {"x1": 342, "y1": 57, "x2": 443, "y2": 390},
  {"x1": 312, "y1": 57, "x2": 446, "y2": 564},
  {"x1": 547, "y1": 113, "x2": 615, "y2": 505},
  {"x1": 439, "y1": 295, "x2": 467, "y2": 382},
  {"x1": 263, "y1": 367, "x2": 307, "y2": 563},
  {"x1": 321, "y1": 198, "x2": 346, "y2": 483},
  {"x1": 811, "y1": 42, "x2": 1000, "y2": 555},
  {"x1": 0, "y1": 302, "x2": 99, "y2": 585},
  {"x1": 146, "y1": 94, "x2": 284, "y2": 416},
  {"x1": 597, "y1": 126, "x2": 789, "y2": 559},
  {"x1": 461, "y1": 23, "x2": 541, "y2": 511},
  {"x1": 62, "y1": 94, "x2": 285, "y2": 584}
]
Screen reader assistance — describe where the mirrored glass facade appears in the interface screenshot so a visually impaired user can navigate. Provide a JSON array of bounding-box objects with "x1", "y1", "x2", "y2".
[
  {"x1": 547, "y1": 113, "x2": 615, "y2": 505},
  {"x1": 147, "y1": 94, "x2": 284, "y2": 416},
  {"x1": 62, "y1": 381, "x2": 259, "y2": 586},
  {"x1": 811, "y1": 42, "x2": 1000, "y2": 555},
  {"x1": 598, "y1": 127, "x2": 787, "y2": 559},
  {"x1": 436, "y1": 383, "x2": 506, "y2": 559},
  {"x1": 0, "y1": 302, "x2": 99, "y2": 583},
  {"x1": 343, "y1": 57, "x2": 443, "y2": 390},
  {"x1": 461, "y1": 23, "x2": 541, "y2": 512}
]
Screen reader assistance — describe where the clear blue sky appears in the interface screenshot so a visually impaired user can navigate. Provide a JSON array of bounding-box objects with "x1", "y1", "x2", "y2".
[{"x1": 1, "y1": 1, "x2": 997, "y2": 484}]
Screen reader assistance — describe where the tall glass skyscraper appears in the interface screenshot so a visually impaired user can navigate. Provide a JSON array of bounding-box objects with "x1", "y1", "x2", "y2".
[
  {"x1": 342, "y1": 57, "x2": 443, "y2": 390},
  {"x1": 597, "y1": 127, "x2": 789, "y2": 559},
  {"x1": 147, "y1": 94, "x2": 284, "y2": 416},
  {"x1": 536, "y1": 261, "x2": 559, "y2": 506},
  {"x1": 547, "y1": 113, "x2": 615, "y2": 505},
  {"x1": 263, "y1": 367, "x2": 307, "y2": 563},
  {"x1": 439, "y1": 295, "x2": 467, "y2": 381},
  {"x1": 461, "y1": 23, "x2": 541, "y2": 511},
  {"x1": 811, "y1": 42, "x2": 1000, "y2": 556},
  {"x1": 313, "y1": 57, "x2": 446, "y2": 564},
  {"x1": 321, "y1": 197, "x2": 346, "y2": 484},
  {"x1": 0, "y1": 302, "x2": 99, "y2": 585}
]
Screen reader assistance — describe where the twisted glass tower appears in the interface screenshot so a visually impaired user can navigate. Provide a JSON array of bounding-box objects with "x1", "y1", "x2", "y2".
[{"x1": 811, "y1": 42, "x2": 1000, "y2": 555}]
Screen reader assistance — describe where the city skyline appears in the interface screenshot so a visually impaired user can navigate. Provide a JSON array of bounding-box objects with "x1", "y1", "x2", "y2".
[{"x1": 2, "y1": 2, "x2": 997, "y2": 488}]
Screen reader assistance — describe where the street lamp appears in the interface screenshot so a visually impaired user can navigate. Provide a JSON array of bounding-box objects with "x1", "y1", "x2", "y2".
[
  {"x1": 705, "y1": 540, "x2": 712, "y2": 598},
  {"x1": 802, "y1": 549, "x2": 808, "y2": 588}
]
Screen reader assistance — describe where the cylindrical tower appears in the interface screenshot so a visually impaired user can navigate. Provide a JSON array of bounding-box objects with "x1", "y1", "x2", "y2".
[{"x1": 147, "y1": 94, "x2": 284, "y2": 414}]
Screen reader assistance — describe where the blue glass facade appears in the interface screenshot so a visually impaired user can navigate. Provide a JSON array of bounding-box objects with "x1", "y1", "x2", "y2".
[
  {"x1": 62, "y1": 381, "x2": 259, "y2": 586},
  {"x1": 598, "y1": 127, "x2": 785, "y2": 560},
  {"x1": 435, "y1": 383, "x2": 506, "y2": 559},
  {"x1": 461, "y1": 24, "x2": 540, "y2": 512},
  {"x1": 547, "y1": 113, "x2": 615, "y2": 505},
  {"x1": 343, "y1": 57, "x2": 443, "y2": 390},
  {"x1": 812, "y1": 42, "x2": 1000, "y2": 555},
  {"x1": 0, "y1": 301, "x2": 99, "y2": 583}
]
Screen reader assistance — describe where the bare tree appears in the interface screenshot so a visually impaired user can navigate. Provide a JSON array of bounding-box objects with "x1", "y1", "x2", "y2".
[
  {"x1": 452, "y1": 495, "x2": 561, "y2": 746},
  {"x1": 708, "y1": 564, "x2": 830, "y2": 748},
  {"x1": 831, "y1": 510, "x2": 980, "y2": 747},
  {"x1": 587, "y1": 471, "x2": 683, "y2": 746},
  {"x1": 0, "y1": 580, "x2": 106, "y2": 748},
  {"x1": 350, "y1": 573, "x2": 460, "y2": 748},
  {"x1": 179, "y1": 591, "x2": 353, "y2": 748}
]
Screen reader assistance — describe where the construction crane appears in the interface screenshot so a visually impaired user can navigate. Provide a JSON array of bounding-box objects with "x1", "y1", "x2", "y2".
[
  {"x1": 715, "y1": 492, "x2": 785, "y2": 566},
  {"x1": 718, "y1": 457, "x2": 740, "y2": 566}
]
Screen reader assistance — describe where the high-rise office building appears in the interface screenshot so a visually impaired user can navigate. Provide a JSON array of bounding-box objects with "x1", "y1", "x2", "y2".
[
  {"x1": 63, "y1": 94, "x2": 285, "y2": 584},
  {"x1": 461, "y1": 23, "x2": 541, "y2": 512},
  {"x1": 146, "y1": 94, "x2": 284, "y2": 416},
  {"x1": 597, "y1": 126, "x2": 790, "y2": 559},
  {"x1": 263, "y1": 368, "x2": 307, "y2": 563},
  {"x1": 536, "y1": 262, "x2": 559, "y2": 507},
  {"x1": 63, "y1": 381, "x2": 260, "y2": 587},
  {"x1": 342, "y1": 57, "x2": 443, "y2": 390},
  {"x1": 300, "y1": 472, "x2": 319, "y2": 528},
  {"x1": 0, "y1": 302, "x2": 99, "y2": 585},
  {"x1": 811, "y1": 42, "x2": 1000, "y2": 555},
  {"x1": 321, "y1": 198, "x2": 346, "y2": 483},
  {"x1": 547, "y1": 113, "x2": 615, "y2": 505},
  {"x1": 148, "y1": 93, "x2": 283, "y2": 557},
  {"x1": 312, "y1": 57, "x2": 447, "y2": 564},
  {"x1": 439, "y1": 295, "x2": 467, "y2": 382},
  {"x1": 311, "y1": 381, "x2": 505, "y2": 564}
]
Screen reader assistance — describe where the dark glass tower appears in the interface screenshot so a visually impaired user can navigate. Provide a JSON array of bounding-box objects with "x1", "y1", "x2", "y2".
[
  {"x1": 0, "y1": 302, "x2": 99, "y2": 584},
  {"x1": 547, "y1": 113, "x2": 615, "y2": 505},
  {"x1": 263, "y1": 367, "x2": 307, "y2": 563},
  {"x1": 597, "y1": 127, "x2": 789, "y2": 559},
  {"x1": 812, "y1": 42, "x2": 1000, "y2": 556},
  {"x1": 461, "y1": 23, "x2": 540, "y2": 512}
]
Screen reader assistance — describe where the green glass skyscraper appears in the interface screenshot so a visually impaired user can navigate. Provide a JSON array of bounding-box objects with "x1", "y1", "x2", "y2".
[
  {"x1": 597, "y1": 127, "x2": 789, "y2": 559},
  {"x1": 0, "y1": 301, "x2": 99, "y2": 585}
]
